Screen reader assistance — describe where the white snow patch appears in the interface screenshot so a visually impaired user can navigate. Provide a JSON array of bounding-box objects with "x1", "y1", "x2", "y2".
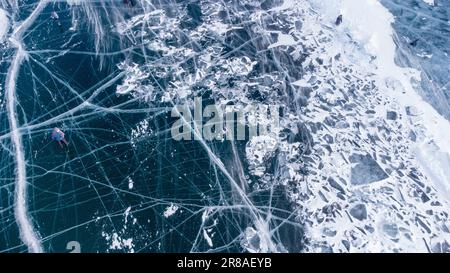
[
  {"x1": 246, "y1": 135, "x2": 278, "y2": 177},
  {"x1": 163, "y1": 203, "x2": 179, "y2": 218},
  {"x1": 127, "y1": 177, "x2": 134, "y2": 189},
  {"x1": 222, "y1": 57, "x2": 257, "y2": 77},
  {"x1": 124, "y1": 206, "x2": 131, "y2": 224},
  {"x1": 116, "y1": 62, "x2": 150, "y2": 95},
  {"x1": 268, "y1": 32, "x2": 297, "y2": 49},
  {"x1": 0, "y1": 8, "x2": 9, "y2": 42},
  {"x1": 203, "y1": 229, "x2": 213, "y2": 247},
  {"x1": 102, "y1": 232, "x2": 134, "y2": 253},
  {"x1": 202, "y1": 207, "x2": 212, "y2": 223},
  {"x1": 337, "y1": 0, "x2": 450, "y2": 192}
]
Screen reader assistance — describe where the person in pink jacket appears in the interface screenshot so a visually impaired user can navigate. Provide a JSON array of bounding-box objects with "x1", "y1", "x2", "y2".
[{"x1": 51, "y1": 127, "x2": 69, "y2": 148}]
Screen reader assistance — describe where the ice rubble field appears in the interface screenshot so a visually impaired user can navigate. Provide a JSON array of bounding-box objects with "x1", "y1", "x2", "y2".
[{"x1": 0, "y1": 0, "x2": 449, "y2": 253}]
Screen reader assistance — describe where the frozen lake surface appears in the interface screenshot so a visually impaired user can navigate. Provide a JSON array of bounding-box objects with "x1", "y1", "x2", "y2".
[{"x1": 0, "y1": 0, "x2": 449, "y2": 253}]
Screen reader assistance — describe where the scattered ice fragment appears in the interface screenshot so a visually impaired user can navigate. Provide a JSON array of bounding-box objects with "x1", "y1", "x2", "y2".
[
  {"x1": 246, "y1": 135, "x2": 278, "y2": 177},
  {"x1": 163, "y1": 203, "x2": 179, "y2": 218},
  {"x1": 203, "y1": 229, "x2": 213, "y2": 247},
  {"x1": 128, "y1": 177, "x2": 134, "y2": 190},
  {"x1": 204, "y1": 21, "x2": 229, "y2": 35},
  {"x1": 124, "y1": 206, "x2": 131, "y2": 224},
  {"x1": 116, "y1": 62, "x2": 154, "y2": 101},
  {"x1": 246, "y1": 135, "x2": 278, "y2": 165},
  {"x1": 335, "y1": 15, "x2": 343, "y2": 26},
  {"x1": 386, "y1": 111, "x2": 398, "y2": 120},
  {"x1": 268, "y1": 32, "x2": 297, "y2": 49},
  {"x1": 406, "y1": 106, "x2": 422, "y2": 116},
  {"x1": 202, "y1": 207, "x2": 212, "y2": 223},
  {"x1": 350, "y1": 154, "x2": 389, "y2": 185},
  {"x1": 292, "y1": 79, "x2": 311, "y2": 88},
  {"x1": 222, "y1": 57, "x2": 257, "y2": 77},
  {"x1": 102, "y1": 232, "x2": 134, "y2": 253},
  {"x1": 240, "y1": 227, "x2": 261, "y2": 253}
]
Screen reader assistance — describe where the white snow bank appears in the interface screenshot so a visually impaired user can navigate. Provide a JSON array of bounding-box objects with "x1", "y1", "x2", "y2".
[
  {"x1": 0, "y1": 8, "x2": 9, "y2": 42},
  {"x1": 337, "y1": 0, "x2": 450, "y2": 153},
  {"x1": 324, "y1": 0, "x2": 450, "y2": 201},
  {"x1": 415, "y1": 142, "x2": 450, "y2": 203}
]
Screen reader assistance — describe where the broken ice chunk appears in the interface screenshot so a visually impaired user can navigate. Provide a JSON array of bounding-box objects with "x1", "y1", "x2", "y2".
[
  {"x1": 240, "y1": 227, "x2": 261, "y2": 253},
  {"x1": 335, "y1": 15, "x2": 343, "y2": 26},
  {"x1": 382, "y1": 223, "x2": 399, "y2": 239},
  {"x1": 386, "y1": 111, "x2": 397, "y2": 120},
  {"x1": 328, "y1": 177, "x2": 345, "y2": 194},
  {"x1": 349, "y1": 204, "x2": 367, "y2": 221},
  {"x1": 350, "y1": 154, "x2": 389, "y2": 185},
  {"x1": 406, "y1": 106, "x2": 422, "y2": 116}
]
